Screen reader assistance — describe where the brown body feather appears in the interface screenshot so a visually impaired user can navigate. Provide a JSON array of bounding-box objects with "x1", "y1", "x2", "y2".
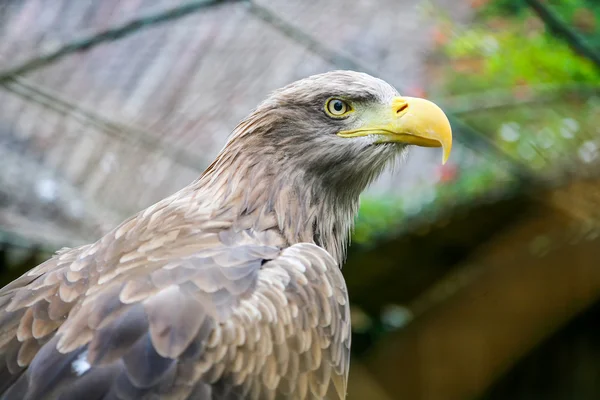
[{"x1": 0, "y1": 182, "x2": 351, "y2": 399}]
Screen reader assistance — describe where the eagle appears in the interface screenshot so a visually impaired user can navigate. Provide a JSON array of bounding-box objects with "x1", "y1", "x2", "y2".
[{"x1": 0, "y1": 71, "x2": 451, "y2": 400}]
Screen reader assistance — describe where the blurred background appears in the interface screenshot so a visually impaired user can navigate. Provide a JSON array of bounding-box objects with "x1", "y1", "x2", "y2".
[{"x1": 1, "y1": 0, "x2": 599, "y2": 398}]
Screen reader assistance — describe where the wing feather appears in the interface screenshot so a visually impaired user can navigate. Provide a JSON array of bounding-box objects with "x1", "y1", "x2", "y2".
[{"x1": 0, "y1": 220, "x2": 350, "y2": 400}]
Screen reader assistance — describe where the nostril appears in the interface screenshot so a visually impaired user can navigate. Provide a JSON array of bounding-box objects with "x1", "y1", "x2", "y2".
[{"x1": 396, "y1": 103, "x2": 408, "y2": 114}]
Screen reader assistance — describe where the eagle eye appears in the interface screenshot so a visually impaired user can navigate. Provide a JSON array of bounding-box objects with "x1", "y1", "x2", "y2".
[{"x1": 325, "y1": 98, "x2": 352, "y2": 118}]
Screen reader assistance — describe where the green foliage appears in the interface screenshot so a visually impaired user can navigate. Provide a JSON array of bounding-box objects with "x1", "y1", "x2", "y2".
[
  {"x1": 442, "y1": 27, "x2": 599, "y2": 94},
  {"x1": 479, "y1": 0, "x2": 600, "y2": 49},
  {"x1": 439, "y1": 0, "x2": 600, "y2": 176},
  {"x1": 481, "y1": 0, "x2": 598, "y2": 17},
  {"x1": 439, "y1": 0, "x2": 600, "y2": 94}
]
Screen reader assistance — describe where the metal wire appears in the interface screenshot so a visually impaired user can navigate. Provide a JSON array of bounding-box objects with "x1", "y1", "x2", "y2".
[{"x1": 0, "y1": 0, "x2": 236, "y2": 83}]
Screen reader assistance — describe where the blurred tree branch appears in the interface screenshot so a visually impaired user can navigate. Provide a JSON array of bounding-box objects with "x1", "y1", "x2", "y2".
[
  {"x1": 0, "y1": 0, "x2": 236, "y2": 83},
  {"x1": 525, "y1": 0, "x2": 600, "y2": 70}
]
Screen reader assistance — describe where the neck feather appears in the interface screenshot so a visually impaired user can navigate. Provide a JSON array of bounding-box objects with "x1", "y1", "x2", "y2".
[{"x1": 191, "y1": 138, "x2": 359, "y2": 264}]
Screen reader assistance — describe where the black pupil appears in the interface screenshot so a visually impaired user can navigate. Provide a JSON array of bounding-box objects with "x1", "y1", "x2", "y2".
[{"x1": 333, "y1": 100, "x2": 344, "y2": 112}]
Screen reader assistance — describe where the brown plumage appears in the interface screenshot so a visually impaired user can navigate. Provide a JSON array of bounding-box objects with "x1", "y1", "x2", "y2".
[{"x1": 0, "y1": 71, "x2": 452, "y2": 400}]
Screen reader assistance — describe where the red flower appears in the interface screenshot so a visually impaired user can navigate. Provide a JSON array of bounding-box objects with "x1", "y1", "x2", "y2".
[
  {"x1": 469, "y1": 0, "x2": 490, "y2": 9},
  {"x1": 432, "y1": 26, "x2": 449, "y2": 47},
  {"x1": 406, "y1": 86, "x2": 427, "y2": 98},
  {"x1": 436, "y1": 163, "x2": 459, "y2": 183},
  {"x1": 513, "y1": 78, "x2": 531, "y2": 100}
]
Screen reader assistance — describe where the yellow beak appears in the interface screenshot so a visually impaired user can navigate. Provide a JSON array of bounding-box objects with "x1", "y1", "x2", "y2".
[{"x1": 337, "y1": 96, "x2": 453, "y2": 164}]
